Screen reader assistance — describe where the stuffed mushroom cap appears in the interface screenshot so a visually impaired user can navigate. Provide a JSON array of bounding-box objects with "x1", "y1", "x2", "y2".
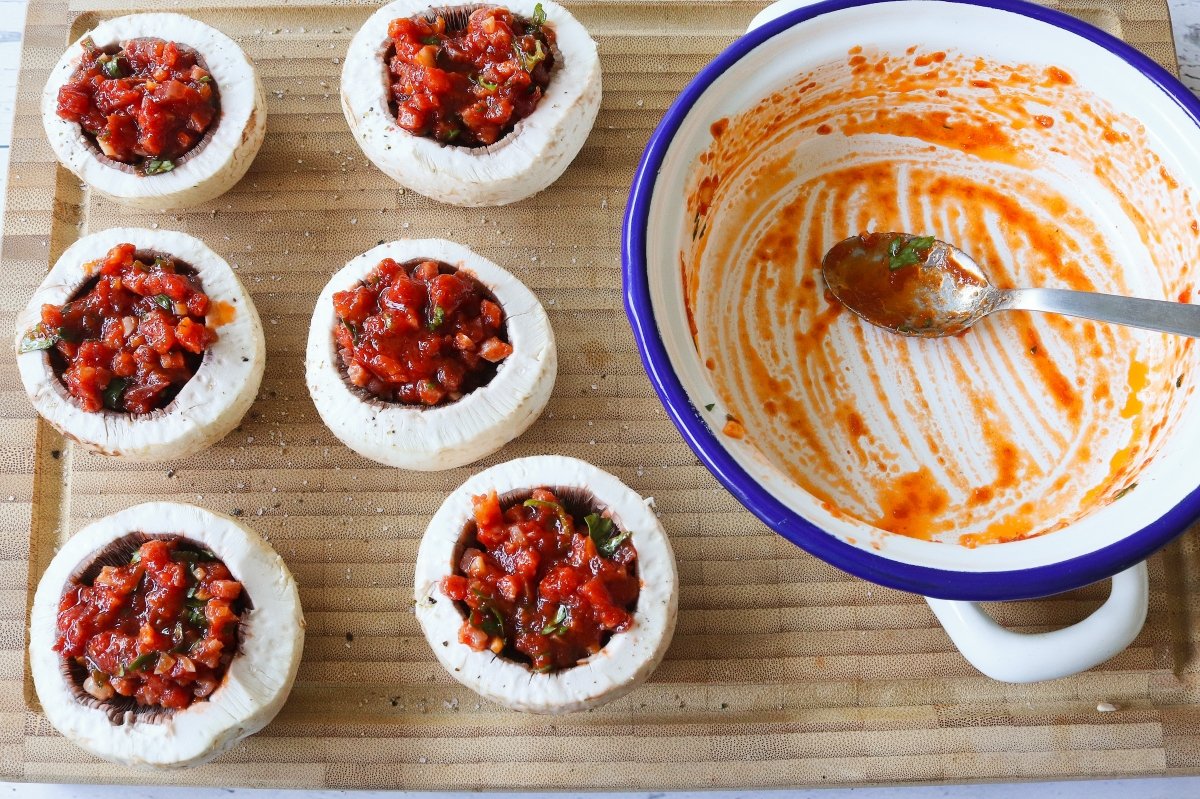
[
  {"x1": 305, "y1": 238, "x2": 556, "y2": 470},
  {"x1": 414, "y1": 455, "x2": 678, "y2": 713},
  {"x1": 341, "y1": 0, "x2": 601, "y2": 206},
  {"x1": 14, "y1": 227, "x2": 265, "y2": 461},
  {"x1": 29, "y1": 502, "x2": 305, "y2": 768},
  {"x1": 42, "y1": 13, "x2": 267, "y2": 210}
]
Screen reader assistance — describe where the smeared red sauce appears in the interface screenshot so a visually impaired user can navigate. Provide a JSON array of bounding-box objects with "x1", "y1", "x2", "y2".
[
  {"x1": 56, "y1": 37, "x2": 218, "y2": 173},
  {"x1": 439, "y1": 488, "x2": 639, "y2": 673},
  {"x1": 682, "y1": 47, "x2": 1199, "y2": 545},
  {"x1": 873, "y1": 467, "x2": 950, "y2": 540},
  {"x1": 332, "y1": 258, "x2": 512, "y2": 406},
  {"x1": 54, "y1": 537, "x2": 242, "y2": 710},
  {"x1": 19, "y1": 243, "x2": 216, "y2": 415},
  {"x1": 386, "y1": 6, "x2": 555, "y2": 147},
  {"x1": 723, "y1": 417, "x2": 746, "y2": 439}
]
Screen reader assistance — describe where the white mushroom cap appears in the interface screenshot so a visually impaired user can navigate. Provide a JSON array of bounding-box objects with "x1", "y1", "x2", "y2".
[
  {"x1": 42, "y1": 13, "x2": 267, "y2": 210},
  {"x1": 29, "y1": 502, "x2": 305, "y2": 769},
  {"x1": 341, "y1": 0, "x2": 601, "y2": 206},
  {"x1": 14, "y1": 227, "x2": 265, "y2": 461},
  {"x1": 414, "y1": 456, "x2": 679, "y2": 713},
  {"x1": 305, "y1": 238, "x2": 556, "y2": 470}
]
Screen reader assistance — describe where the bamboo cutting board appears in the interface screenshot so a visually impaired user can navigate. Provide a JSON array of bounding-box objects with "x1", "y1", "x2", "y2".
[{"x1": 3, "y1": 0, "x2": 1200, "y2": 789}]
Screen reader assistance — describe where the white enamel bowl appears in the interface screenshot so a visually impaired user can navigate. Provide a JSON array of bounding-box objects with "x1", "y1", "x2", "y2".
[{"x1": 623, "y1": 0, "x2": 1200, "y2": 681}]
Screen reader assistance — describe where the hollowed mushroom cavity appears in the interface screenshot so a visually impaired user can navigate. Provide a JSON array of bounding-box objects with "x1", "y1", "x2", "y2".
[
  {"x1": 58, "y1": 531, "x2": 249, "y2": 725},
  {"x1": 49, "y1": 249, "x2": 210, "y2": 415},
  {"x1": 382, "y1": 4, "x2": 561, "y2": 149},
  {"x1": 447, "y1": 484, "x2": 640, "y2": 672},
  {"x1": 74, "y1": 38, "x2": 222, "y2": 175},
  {"x1": 332, "y1": 258, "x2": 511, "y2": 407}
]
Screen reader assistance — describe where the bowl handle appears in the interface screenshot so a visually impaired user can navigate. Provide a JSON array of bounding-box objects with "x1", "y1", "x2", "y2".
[{"x1": 924, "y1": 562, "x2": 1148, "y2": 683}]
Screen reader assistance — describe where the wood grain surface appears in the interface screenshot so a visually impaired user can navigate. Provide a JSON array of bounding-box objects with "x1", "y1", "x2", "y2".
[{"x1": 2, "y1": 0, "x2": 1199, "y2": 790}]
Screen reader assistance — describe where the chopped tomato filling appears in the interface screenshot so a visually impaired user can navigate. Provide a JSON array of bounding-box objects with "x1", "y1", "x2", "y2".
[
  {"x1": 332, "y1": 258, "x2": 512, "y2": 405},
  {"x1": 440, "y1": 488, "x2": 639, "y2": 673},
  {"x1": 18, "y1": 243, "x2": 216, "y2": 415},
  {"x1": 54, "y1": 537, "x2": 242, "y2": 711},
  {"x1": 56, "y1": 36, "x2": 218, "y2": 172},
  {"x1": 386, "y1": 6, "x2": 555, "y2": 147}
]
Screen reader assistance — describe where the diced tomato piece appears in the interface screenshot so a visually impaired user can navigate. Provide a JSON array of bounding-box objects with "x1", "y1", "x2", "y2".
[
  {"x1": 173, "y1": 316, "x2": 209, "y2": 354},
  {"x1": 440, "y1": 574, "x2": 470, "y2": 600},
  {"x1": 459, "y1": 622, "x2": 490, "y2": 651},
  {"x1": 479, "y1": 337, "x2": 513, "y2": 362}
]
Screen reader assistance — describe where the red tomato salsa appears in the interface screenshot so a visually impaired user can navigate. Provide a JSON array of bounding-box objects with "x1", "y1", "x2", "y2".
[
  {"x1": 18, "y1": 243, "x2": 217, "y2": 415},
  {"x1": 386, "y1": 5, "x2": 556, "y2": 147},
  {"x1": 55, "y1": 537, "x2": 242, "y2": 710},
  {"x1": 440, "y1": 488, "x2": 640, "y2": 672},
  {"x1": 332, "y1": 258, "x2": 513, "y2": 405},
  {"x1": 56, "y1": 36, "x2": 218, "y2": 174}
]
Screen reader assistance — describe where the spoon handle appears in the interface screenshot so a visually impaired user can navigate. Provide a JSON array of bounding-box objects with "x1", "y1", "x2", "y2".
[{"x1": 999, "y1": 287, "x2": 1200, "y2": 337}]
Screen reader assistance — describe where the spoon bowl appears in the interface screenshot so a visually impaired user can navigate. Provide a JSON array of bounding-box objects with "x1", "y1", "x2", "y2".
[{"x1": 822, "y1": 232, "x2": 1200, "y2": 338}]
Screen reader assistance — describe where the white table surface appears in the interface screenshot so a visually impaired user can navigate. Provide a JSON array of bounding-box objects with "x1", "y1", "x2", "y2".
[{"x1": 4, "y1": 1, "x2": 1200, "y2": 796}]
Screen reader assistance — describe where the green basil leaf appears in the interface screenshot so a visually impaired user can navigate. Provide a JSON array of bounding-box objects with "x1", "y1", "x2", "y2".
[
  {"x1": 586, "y1": 513, "x2": 631, "y2": 558},
  {"x1": 18, "y1": 324, "x2": 59, "y2": 353},
  {"x1": 144, "y1": 158, "x2": 175, "y2": 176},
  {"x1": 429, "y1": 305, "x2": 445, "y2": 330},
  {"x1": 888, "y1": 235, "x2": 936, "y2": 271},
  {"x1": 120, "y1": 651, "x2": 158, "y2": 676},
  {"x1": 523, "y1": 498, "x2": 573, "y2": 532},
  {"x1": 514, "y1": 39, "x2": 547, "y2": 72},
  {"x1": 472, "y1": 74, "x2": 498, "y2": 91},
  {"x1": 541, "y1": 604, "x2": 569, "y2": 636},
  {"x1": 187, "y1": 604, "x2": 208, "y2": 629},
  {"x1": 100, "y1": 57, "x2": 122, "y2": 79},
  {"x1": 421, "y1": 35, "x2": 441, "y2": 45},
  {"x1": 477, "y1": 605, "x2": 505, "y2": 640},
  {"x1": 1114, "y1": 483, "x2": 1138, "y2": 500},
  {"x1": 153, "y1": 294, "x2": 174, "y2": 311},
  {"x1": 102, "y1": 377, "x2": 127, "y2": 411}
]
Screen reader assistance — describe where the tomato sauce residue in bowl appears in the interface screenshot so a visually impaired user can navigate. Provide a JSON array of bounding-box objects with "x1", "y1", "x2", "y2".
[
  {"x1": 440, "y1": 488, "x2": 639, "y2": 673},
  {"x1": 55, "y1": 537, "x2": 242, "y2": 710},
  {"x1": 683, "y1": 47, "x2": 1199, "y2": 546},
  {"x1": 386, "y1": 6, "x2": 555, "y2": 147},
  {"x1": 56, "y1": 37, "x2": 218, "y2": 174},
  {"x1": 18, "y1": 243, "x2": 218, "y2": 415},
  {"x1": 332, "y1": 258, "x2": 512, "y2": 405}
]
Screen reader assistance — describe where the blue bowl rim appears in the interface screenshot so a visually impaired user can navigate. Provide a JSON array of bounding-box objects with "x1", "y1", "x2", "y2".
[{"x1": 621, "y1": 0, "x2": 1200, "y2": 601}]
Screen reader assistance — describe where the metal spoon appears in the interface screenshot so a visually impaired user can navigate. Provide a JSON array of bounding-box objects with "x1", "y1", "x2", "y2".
[{"x1": 820, "y1": 232, "x2": 1200, "y2": 338}]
